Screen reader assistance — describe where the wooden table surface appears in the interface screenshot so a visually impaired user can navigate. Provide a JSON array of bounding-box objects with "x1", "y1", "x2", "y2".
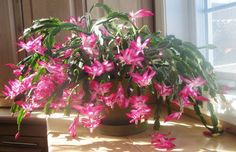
[
  {"x1": 1, "y1": 108, "x2": 236, "y2": 152},
  {"x1": 45, "y1": 112, "x2": 236, "y2": 152}
]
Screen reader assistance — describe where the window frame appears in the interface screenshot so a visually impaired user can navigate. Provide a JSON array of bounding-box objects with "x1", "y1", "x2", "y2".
[{"x1": 204, "y1": 0, "x2": 236, "y2": 82}]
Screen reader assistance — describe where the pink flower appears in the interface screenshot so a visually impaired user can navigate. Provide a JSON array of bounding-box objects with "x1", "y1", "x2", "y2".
[
  {"x1": 68, "y1": 16, "x2": 86, "y2": 28},
  {"x1": 6, "y1": 64, "x2": 25, "y2": 77},
  {"x1": 99, "y1": 93, "x2": 116, "y2": 108},
  {"x1": 33, "y1": 76, "x2": 55, "y2": 101},
  {"x1": 127, "y1": 95, "x2": 151, "y2": 124},
  {"x1": 116, "y1": 48, "x2": 144, "y2": 67},
  {"x1": 102, "y1": 60, "x2": 115, "y2": 72},
  {"x1": 22, "y1": 74, "x2": 35, "y2": 87},
  {"x1": 62, "y1": 49, "x2": 73, "y2": 58},
  {"x1": 153, "y1": 82, "x2": 172, "y2": 101},
  {"x1": 173, "y1": 98, "x2": 194, "y2": 107},
  {"x1": 180, "y1": 76, "x2": 206, "y2": 87},
  {"x1": 178, "y1": 76, "x2": 209, "y2": 106},
  {"x1": 39, "y1": 61, "x2": 67, "y2": 84},
  {"x1": 80, "y1": 33, "x2": 98, "y2": 58},
  {"x1": 129, "y1": 9, "x2": 153, "y2": 19},
  {"x1": 68, "y1": 116, "x2": 79, "y2": 138},
  {"x1": 3, "y1": 74, "x2": 34, "y2": 99},
  {"x1": 3, "y1": 80, "x2": 24, "y2": 99},
  {"x1": 128, "y1": 95, "x2": 149, "y2": 105},
  {"x1": 114, "y1": 83, "x2": 129, "y2": 108},
  {"x1": 39, "y1": 61, "x2": 65, "y2": 74},
  {"x1": 54, "y1": 43, "x2": 63, "y2": 49},
  {"x1": 129, "y1": 9, "x2": 153, "y2": 24},
  {"x1": 203, "y1": 131, "x2": 213, "y2": 137},
  {"x1": 99, "y1": 26, "x2": 110, "y2": 37},
  {"x1": 127, "y1": 103, "x2": 151, "y2": 124},
  {"x1": 179, "y1": 85, "x2": 209, "y2": 105},
  {"x1": 84, "y1": 60, "x2": 105, "y2": 78},
  {"x1": 151, "y1": 133, "x2": 176, "y2": 150},
  {"x1": 164, "y1": 112, "x2": 182, "y2": 123},
  {"x1": 97, "y1": 82, "x2": 128, "y2": 109},
  {"x1": 18, "y1": 104, "x2": 40, "y2": 118},
  {"x1": 51, "y1": 89, "x2": 84, "y2": 110},
  {"x1": 130, "y1": 36, "x2": 150, "y2": 54},
  {"x1": 50, "y1": 100, "x2": 67, "y2": 110},
  {"x1": 89, "y1": 80, "x2": 112, "y2": 101},
  {"x1": 16, "y1": 101, "x2": 41, "y2": 112},
  {"x1": 74, "y1": 104, "x2": 104, "y2": 133},
  {"x1": 83, "y1": 60, "x2": 114, "y2": 79},
  {"x1": 18, "y1": 35, "x2": 46, "y2": 55},
  {"x1": 80, "y1": 33, "x2": 97, "y2": 48},
  {"x1": 130, "y1": 67, "x2": 156, "y2": 87}
]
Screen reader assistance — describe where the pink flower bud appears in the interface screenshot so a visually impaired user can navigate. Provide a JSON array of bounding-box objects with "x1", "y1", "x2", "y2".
[{"x1": 15, "y1": 131, "x2": 20, "y2": 140}]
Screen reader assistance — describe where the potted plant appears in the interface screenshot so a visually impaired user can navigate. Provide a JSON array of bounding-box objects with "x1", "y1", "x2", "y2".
[{"x1": 3, "y1": 3, "x2": 223, "y2": 150}]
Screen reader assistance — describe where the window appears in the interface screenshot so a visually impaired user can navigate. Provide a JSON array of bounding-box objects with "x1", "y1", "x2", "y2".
[
  {"x1": 162, "y1": 0, "x2": 236, "y2": 84},
  {"x1": 204, "y1": 0, "x2": 236, "y2": 126},
  {"x1": 159, "y1": 0, "x2": 236, "y2": 126},
  {"x1": 205, "y1": 0, "x2": 236, "y2": 86}
]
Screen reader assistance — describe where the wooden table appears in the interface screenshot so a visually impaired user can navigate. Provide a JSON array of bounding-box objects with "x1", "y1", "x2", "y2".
[{"x1": 1, "y1": 108, "x2": 236, "y2": 152}]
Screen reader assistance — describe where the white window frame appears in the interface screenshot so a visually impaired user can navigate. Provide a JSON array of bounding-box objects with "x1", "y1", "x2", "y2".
[{"x1": 204, "y1": 0, "x2": 236, "y2": 85}]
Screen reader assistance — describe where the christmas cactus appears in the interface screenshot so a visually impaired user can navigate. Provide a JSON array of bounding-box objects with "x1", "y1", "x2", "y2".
[{"x1": 3, "y1": 3, "x2": 223, "y2": 150}]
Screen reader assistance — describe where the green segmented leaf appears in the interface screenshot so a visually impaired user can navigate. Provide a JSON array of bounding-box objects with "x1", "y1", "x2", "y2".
[
  {"x1": 32, "y1": 68, "x2": 46, "y2": 83},
  {"x1": 10, "y1": 103, "x2": 19, "y2": 114},
  {"x1": 198, "y1": 44, "x2": 217, "y2": 50},
  {"x1": 17, "y1": 109, "x2": 26, "y2": 130},
  {"x1": 90, "y1": 3, "x2": 113, "y2": 14},
  {"x1": 23, "y1": 18, "x2": 88, "y2": 39},
  {"x1": 166, "y1": 100, "x2": 172, "y2": 115},
  {"x1": 91, "y1": 12, "x2": 131, "y2": 31},
  {"x1": 17, "y1": 55, "x2": 33, "y2": 65},
  {"x1": 207, "y1": 102, "x2": 218, "y2": 127},
  {"x1": 193, "y1": 104, "x2": 210, "y2": 129},
  {"x1": 64, "y1": 105, "x2": 71, "y2": 116},
  {"x1": 44, "y1": 102, "x2": 52, "y2": 115},
  {"x1": 44, "y1": 94, "x2": 56, "y2": 115},
  {"x1": 153, "y1": 94, "x2": 162, "y2": 130}
]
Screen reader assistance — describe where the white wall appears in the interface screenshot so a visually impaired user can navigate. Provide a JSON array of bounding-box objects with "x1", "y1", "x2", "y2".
[{"x1": 165, "y1": 0, "x2": 191, "y2": 41}]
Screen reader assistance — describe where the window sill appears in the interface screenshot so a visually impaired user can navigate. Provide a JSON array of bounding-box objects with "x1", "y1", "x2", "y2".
[
  {"x1": 215, "y1": 63, "x2": 236, "y2": 82},
  {"x1": 1, "y1": 107, "x2": 236, "y2": 151}
]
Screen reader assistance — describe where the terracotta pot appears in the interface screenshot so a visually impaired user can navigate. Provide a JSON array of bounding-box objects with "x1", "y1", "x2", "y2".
[
  {"x1": 98, "y1": 79, "x2": 150, "y2": 136},
  {"x1": 99, "y1": 104, "x2": 148, "y2": 136}
]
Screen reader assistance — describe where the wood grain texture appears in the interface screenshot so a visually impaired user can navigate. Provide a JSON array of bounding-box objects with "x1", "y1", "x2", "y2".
[
  {"x1": 0, "y1": 0, "x2": 17, "y2": 97},
  {"x1": 22, "y1": 0, "x2": 84, "y2": 43}
]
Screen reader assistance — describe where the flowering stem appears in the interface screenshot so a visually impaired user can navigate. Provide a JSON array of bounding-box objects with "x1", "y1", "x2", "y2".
[
  {"x1": 82, "y1": 78, "x2": 90, "y2": 103},
  {"x1": 166, "y1": 99, "x2": 172, "y2": 115},
  {"x1": 64, "y1": 83, "x2": 81, "y2": 116},
  {"x1": 194, "y1": 103, "x2": 223, "y2": 134},
  {"x1": 126, "y1": 77, "x2": 132, "y2": 97},
  {"x1": 44, "y1": 93, "x2": 57, "y2": 115},
  {"x1": 154, "y1": 93, "x2": 162, "y2": 130},
  {"x1": 137, "y1": 86, "x2": 141, "y2": 96}
]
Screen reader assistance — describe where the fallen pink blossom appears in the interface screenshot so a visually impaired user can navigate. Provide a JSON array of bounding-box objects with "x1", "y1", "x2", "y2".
[{"x1": 151, "y1": 132, "x2": 176, "y2": 150}]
